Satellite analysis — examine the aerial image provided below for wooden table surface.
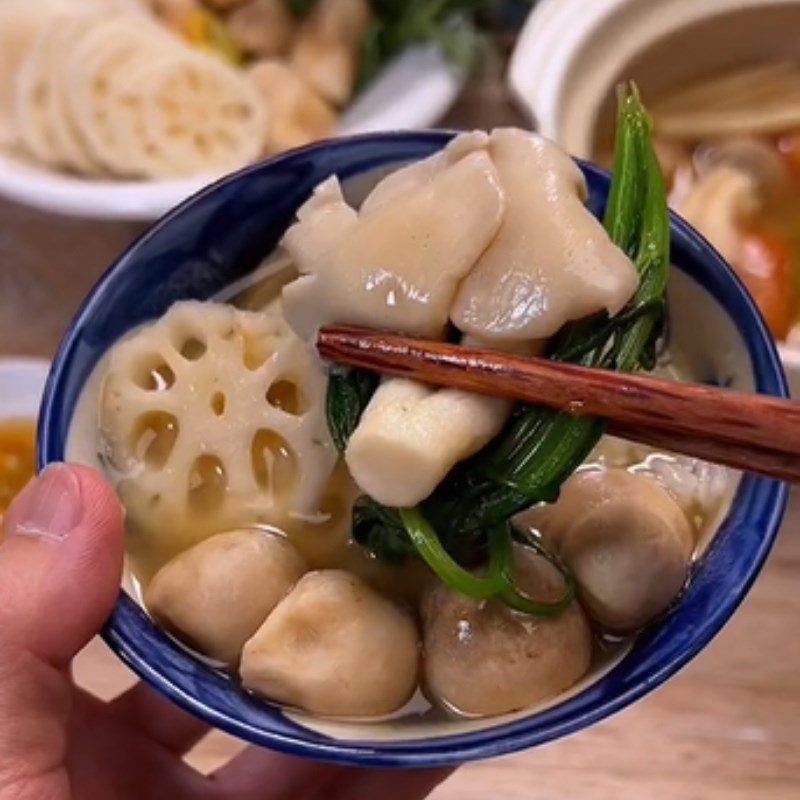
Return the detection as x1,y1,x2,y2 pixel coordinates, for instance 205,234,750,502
2,54,799,799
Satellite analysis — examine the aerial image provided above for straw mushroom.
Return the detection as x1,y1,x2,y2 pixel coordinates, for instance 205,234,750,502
422,545,592,716
527,469,694,632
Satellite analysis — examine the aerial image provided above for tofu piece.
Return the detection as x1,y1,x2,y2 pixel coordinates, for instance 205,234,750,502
345,337,541,507
345,378,511,508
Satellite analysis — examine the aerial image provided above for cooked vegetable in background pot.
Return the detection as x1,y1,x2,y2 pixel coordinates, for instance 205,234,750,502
597,61,800,342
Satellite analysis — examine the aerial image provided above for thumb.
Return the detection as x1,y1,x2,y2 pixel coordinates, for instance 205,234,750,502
0,463,124,668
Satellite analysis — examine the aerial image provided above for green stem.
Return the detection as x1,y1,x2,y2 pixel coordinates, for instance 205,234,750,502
490,525,576,617
399,507,502,599
400,508,575,616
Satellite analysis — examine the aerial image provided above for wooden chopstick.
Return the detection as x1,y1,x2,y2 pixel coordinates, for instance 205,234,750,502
317,325,800,483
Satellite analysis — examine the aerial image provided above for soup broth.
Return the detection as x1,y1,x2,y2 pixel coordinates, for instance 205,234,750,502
67,255,736,723
66,117,739,726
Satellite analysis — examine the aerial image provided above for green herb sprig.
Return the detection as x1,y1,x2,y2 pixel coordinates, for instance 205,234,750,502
356,0,506,89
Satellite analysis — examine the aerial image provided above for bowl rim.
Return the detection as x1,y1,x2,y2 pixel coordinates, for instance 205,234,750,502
38,131,789,767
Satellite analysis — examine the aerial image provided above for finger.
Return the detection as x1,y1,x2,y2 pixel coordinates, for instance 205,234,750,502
109,682,209,755
0,464,124,793
210,746,341,799
320,766,455,800
0,463,124,668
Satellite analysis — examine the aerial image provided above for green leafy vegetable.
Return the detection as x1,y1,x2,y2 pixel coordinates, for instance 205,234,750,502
423,83,669,537
490,524,576,616
399,509,575,616
353,496,415,563
399,507,502,599
325,367,379,454
355,0,499,89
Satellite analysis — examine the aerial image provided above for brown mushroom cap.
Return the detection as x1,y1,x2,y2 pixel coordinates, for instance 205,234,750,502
421,546,592,717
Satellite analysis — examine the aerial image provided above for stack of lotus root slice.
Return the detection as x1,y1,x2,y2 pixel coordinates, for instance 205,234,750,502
0,0,266,178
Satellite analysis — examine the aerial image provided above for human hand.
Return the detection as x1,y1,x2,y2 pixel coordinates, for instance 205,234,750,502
0,464,452,800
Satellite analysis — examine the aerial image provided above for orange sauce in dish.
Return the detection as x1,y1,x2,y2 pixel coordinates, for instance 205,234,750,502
0,418,36,534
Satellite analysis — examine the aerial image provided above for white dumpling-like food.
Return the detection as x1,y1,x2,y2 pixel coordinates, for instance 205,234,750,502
450,128,639,341
422,545,592,716
240,570,419,716
281,144,505,340
282,135,506,504
358,131,489,212
525,468,694,632
99,301,337,563
248,60,336,155
227,0,297,58
289,0,371,106
145,529,306,663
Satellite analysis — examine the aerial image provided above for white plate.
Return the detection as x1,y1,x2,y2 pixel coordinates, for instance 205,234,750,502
509,0,800,394
0,358,50,421
0,44,463,222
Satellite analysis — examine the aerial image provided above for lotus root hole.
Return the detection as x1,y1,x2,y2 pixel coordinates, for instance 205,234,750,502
250,430,297,499
242,332,274,370
130,412,179,469
266,379,305,416
180,336,207,361
132,354,175,391
188,454,227,512
211,391,226,416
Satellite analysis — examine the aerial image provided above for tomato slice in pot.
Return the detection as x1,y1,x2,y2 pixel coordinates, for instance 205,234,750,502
778,133,800,180
738,229,796,340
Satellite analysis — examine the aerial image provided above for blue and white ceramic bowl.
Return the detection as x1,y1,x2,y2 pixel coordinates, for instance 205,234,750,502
38,132,788,767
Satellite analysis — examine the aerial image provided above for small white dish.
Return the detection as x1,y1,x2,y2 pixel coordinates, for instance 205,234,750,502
509,0,800,395
0,358,51,421
0,45,462,222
